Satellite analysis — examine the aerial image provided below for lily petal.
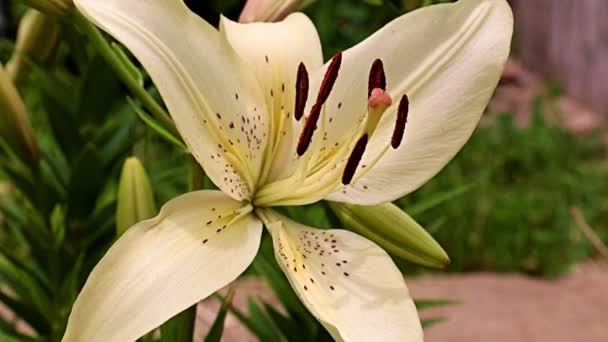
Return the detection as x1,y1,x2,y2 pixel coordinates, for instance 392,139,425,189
324,0,513,204
220,13,323,183
261,210,422,341
74,0,269,200
63,191,262,342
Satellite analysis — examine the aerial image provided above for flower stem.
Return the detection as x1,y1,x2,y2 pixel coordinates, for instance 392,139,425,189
72,12,176,134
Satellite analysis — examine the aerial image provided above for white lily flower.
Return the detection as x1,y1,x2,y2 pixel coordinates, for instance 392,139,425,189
64,0,512,341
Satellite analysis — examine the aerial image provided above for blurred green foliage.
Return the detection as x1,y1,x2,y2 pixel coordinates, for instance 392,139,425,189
398,102,608,277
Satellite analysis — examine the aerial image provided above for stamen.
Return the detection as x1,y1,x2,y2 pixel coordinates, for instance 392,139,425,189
296,103,322,156
342,134,368,184
368,59,386,97
294,62,309,121
294,53,342,156
315,52,342,105
392,94,409,149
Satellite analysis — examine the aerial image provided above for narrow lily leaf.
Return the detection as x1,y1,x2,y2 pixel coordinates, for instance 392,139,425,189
128,98,187,152
225,296,283,342
0,321,35,342
160,307,195,342
67,144,105,219
94,108,135,165
78,54,123,124
203,287,235,342
404,183,474,216
245,298,284,342
0,254,53,328
0,290,49,335
50,204,67,247
262,303,307,342
72,13,175,130
328,201,449,268
415,299,458,310
0,244,48,289
110,42,143,86
421,317,448,329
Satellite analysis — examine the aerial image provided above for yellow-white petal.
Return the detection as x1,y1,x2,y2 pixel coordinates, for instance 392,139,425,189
220,13,323,183
261,210,422,341
74,0,270,200
324,0,513,204
62,191,262,342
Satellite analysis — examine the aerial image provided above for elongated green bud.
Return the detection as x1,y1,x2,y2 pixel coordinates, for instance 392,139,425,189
0,64,39,165
21,0,73,17
116,157,156,237
6,10,60,84
328,201,449,268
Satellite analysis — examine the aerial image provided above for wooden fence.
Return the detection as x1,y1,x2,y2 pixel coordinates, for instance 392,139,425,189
510,0,608,117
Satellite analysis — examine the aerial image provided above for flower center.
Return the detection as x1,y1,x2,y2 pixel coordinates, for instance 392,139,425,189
254,56,409,207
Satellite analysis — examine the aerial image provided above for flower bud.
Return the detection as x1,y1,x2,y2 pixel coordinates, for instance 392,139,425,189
21,0,73,17
116,157,156,237
0,64,39,166
239,0,310,23
6,9,60,84
328,201,449,268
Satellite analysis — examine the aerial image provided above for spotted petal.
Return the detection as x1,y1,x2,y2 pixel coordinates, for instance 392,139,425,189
62,191,262,342
261,210,422,341
74,0,269,200
220,13,323,183
325,0,513,204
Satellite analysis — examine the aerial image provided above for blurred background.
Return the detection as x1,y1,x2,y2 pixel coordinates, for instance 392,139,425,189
0,0,607,341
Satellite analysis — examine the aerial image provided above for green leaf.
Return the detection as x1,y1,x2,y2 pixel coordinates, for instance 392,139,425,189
110,42,143,86
421,317,448,328
77,54,123,124
203,288,235,342
404,183,474,216
262,303,307,342
244,298,283,342
0,255,53,328
415,299,458,310
160,306,195,342
50,204,67,246
67,144,105,219
0,290,50,334
0,318,37,342
93,105,135,165
128,98,187,152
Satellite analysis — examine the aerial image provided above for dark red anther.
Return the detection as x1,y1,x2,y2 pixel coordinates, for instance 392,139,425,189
342,134,368,185
368,59,386,97
316,52,342,105
391,94,409,149
294,62,309,121
297,103,322,156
